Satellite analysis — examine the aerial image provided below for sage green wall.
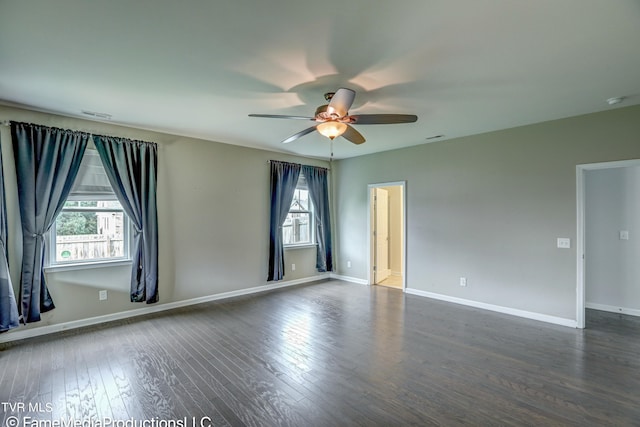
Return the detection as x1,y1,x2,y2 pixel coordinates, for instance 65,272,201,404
0,105,328,329
334,105,640,320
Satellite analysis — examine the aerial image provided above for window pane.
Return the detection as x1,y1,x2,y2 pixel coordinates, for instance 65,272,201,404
56,212,98,236
55,203,125,262
101,200,123,209
290,189,309,211
282,212,311,245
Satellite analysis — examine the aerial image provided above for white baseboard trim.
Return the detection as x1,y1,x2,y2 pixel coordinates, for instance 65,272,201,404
405,288,577,328
0,274,329,344
330,273,369,285
586,302,640,317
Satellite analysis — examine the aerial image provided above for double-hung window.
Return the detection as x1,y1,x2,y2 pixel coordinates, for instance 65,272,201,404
48,148,131,267
283,174,314,247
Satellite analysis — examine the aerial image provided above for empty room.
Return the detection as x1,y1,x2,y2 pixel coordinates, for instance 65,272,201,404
1,1,640,425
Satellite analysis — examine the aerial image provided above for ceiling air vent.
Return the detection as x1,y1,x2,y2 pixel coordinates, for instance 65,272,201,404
81,110,112,120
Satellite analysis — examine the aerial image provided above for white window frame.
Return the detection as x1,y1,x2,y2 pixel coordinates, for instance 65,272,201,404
46,195,132,271
283,184,316,249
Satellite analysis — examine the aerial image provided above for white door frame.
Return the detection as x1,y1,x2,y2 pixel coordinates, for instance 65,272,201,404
367,181,407,290
576,158,640,328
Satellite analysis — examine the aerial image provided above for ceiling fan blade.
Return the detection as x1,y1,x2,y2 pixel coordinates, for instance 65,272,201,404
249,114,315,120
342,124,366,145
328,88,356,117
282,126,318,144
349,114,418,124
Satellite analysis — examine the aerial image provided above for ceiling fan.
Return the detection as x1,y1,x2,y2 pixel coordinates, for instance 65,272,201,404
249,88,418,145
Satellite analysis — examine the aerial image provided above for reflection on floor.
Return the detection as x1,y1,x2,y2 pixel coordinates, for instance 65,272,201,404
377,274,403,289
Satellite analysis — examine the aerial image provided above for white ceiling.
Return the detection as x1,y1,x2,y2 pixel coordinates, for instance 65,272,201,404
1,0,639,159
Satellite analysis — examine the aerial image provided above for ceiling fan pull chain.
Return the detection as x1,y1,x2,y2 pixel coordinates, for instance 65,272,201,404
330,139,334,163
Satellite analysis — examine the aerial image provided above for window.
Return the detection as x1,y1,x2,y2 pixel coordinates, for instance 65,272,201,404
47,149,131,267
283,175,314,246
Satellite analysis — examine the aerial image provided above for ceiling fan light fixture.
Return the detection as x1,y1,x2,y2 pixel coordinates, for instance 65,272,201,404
249,87,417,145
317,121,348,140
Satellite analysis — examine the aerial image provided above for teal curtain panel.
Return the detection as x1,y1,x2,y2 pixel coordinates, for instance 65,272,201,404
302,165,333,273
0,132,19,331
268,161,301,281
93,135,159,303
11,122,89,323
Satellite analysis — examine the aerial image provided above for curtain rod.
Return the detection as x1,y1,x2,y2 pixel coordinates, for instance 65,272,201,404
267,160,298,165
267,159,330,171
0,120,156,146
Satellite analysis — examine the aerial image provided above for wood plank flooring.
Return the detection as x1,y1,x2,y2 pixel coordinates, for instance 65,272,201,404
1,280,640,426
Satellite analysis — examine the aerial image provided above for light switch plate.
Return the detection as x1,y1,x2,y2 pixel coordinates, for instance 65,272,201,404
620,230,629,240
557,238,571,249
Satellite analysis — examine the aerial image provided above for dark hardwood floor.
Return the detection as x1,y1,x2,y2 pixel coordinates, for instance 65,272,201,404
1,280,640,426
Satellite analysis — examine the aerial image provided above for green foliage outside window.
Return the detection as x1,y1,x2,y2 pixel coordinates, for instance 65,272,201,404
56,212,98,236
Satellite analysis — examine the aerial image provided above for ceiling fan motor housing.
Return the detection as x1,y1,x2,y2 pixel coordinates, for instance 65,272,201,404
315,104,342,121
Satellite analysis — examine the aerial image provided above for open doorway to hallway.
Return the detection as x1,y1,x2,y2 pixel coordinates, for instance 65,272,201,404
577,159,640,329
369,182,406,290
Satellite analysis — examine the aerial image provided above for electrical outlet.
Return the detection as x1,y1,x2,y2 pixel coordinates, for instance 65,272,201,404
99,290,108,301
291,263,296,271
557,238,571,249
460,277,467,287
347,260,352,268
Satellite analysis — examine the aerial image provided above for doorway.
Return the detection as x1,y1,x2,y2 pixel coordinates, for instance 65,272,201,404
369,182,406,290
577,159,640,328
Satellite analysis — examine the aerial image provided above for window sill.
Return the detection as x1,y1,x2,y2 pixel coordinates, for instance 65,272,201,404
284,243,317,250
44,259,132,273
